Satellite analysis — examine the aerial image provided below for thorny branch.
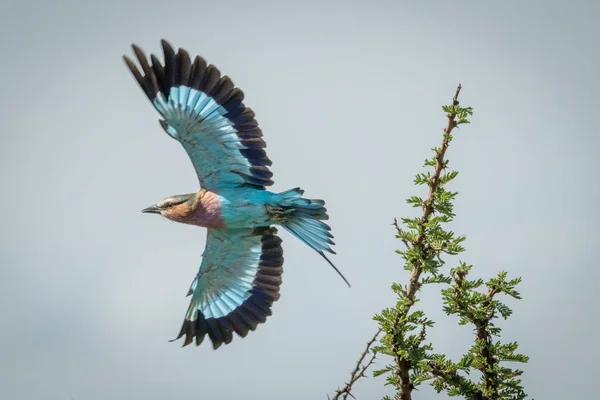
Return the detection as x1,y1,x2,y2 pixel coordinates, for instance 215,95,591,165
451,269,502,399
391,83,463,400
331,329,382,400
331,84,466,400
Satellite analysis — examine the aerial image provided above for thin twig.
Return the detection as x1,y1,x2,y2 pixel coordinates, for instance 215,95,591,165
427,361,485,400
393,218,411,249
427,361,470,389
332,328,383,400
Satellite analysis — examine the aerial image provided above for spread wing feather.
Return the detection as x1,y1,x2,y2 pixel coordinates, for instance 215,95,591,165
173,226,284,349
124,40,274,191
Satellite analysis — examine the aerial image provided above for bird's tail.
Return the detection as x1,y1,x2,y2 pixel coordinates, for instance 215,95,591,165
276,188,350,287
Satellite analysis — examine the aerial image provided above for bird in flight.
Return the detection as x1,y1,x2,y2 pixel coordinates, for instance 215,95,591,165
124,40,349,350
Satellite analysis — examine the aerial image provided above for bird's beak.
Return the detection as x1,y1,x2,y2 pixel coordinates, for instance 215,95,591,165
141,205,161,214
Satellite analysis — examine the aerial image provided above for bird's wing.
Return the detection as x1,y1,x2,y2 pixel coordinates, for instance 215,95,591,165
124,40,273,192
174,226,283,349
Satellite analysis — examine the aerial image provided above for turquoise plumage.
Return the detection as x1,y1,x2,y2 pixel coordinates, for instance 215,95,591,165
124,40,349,349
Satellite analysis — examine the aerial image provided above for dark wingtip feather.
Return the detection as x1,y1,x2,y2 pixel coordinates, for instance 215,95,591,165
123,55,150,96
161,39,176,90
124,48,158,100
131,45,149,71
183,333,194,347
203,65,221,95
217,319,234,345
178,48,192,87
150,54,162,67
160,38,174,52
150,54,167,97
206,319,224,349
122,55,143,83
169,319,188,344
190,55,207,91
227,313,250,338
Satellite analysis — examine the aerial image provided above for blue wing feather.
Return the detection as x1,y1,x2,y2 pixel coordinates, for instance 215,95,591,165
124,40,274,191
172,227,284,349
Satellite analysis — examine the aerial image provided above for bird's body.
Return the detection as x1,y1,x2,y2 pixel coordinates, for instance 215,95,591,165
124,40,348,349
148,187,322,229
155,188,274,229
213,188,278,229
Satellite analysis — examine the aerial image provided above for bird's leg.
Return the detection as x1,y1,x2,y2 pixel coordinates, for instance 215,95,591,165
266,205,293,223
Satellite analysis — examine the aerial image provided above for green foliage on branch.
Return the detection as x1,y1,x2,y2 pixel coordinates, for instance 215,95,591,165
332,85,531,400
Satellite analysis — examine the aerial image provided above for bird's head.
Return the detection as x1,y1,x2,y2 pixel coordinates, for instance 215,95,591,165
141,193,196,221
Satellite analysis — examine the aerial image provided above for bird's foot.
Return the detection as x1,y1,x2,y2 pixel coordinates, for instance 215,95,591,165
266,205,290,223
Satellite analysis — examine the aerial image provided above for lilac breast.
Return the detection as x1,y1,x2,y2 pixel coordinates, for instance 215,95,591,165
188,191,225,229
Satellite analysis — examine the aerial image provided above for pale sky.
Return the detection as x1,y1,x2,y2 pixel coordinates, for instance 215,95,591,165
1,1,598,399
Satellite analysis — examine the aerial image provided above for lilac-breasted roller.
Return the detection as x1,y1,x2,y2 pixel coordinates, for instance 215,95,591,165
124,40,349,350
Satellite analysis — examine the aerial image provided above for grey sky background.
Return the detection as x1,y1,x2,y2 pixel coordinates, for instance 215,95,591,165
1,0,598,399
